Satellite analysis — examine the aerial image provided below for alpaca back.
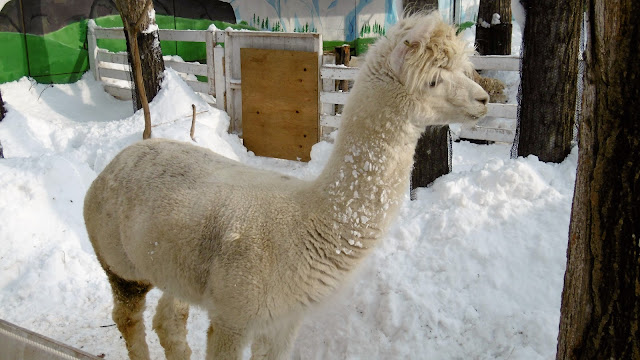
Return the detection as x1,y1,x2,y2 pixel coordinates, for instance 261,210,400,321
85,139,351,320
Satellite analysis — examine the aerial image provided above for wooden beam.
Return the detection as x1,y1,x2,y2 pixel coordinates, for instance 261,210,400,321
98,67,130,81
96,49,128,65
469,55,520,71
320,91,348,105
164,60,208,76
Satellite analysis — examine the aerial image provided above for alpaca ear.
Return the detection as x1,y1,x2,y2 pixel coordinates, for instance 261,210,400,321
389,20,438,77
389,40,414,77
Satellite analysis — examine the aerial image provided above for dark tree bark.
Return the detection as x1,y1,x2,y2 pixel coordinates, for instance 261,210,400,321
0,89,5,121
115,0,165,139
404,0,451,198
1,91,5,158
125,30,165,112
513,1,583,163
475,0,512,55
556,1,640,359
410,125,451,199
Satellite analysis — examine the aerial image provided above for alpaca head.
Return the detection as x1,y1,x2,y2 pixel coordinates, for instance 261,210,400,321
376,12,489,126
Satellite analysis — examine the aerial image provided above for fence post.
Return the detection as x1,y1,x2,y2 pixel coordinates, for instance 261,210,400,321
334,45,350,114
321,54,336,139
205,27,216,99
213,45,226,111
87,20,101,81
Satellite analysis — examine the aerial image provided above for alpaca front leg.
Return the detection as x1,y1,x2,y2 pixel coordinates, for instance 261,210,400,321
152,293,192,360
250,318,302,360
206,322,247,360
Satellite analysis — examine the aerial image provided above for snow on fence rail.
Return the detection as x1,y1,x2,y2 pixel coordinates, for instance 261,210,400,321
320,54,521,143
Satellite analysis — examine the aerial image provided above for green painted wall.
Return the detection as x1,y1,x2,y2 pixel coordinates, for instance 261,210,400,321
0,13,380,84
0,15,254,84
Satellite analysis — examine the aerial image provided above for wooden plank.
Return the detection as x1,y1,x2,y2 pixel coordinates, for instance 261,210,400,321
228,30,321,40
320,114,342,128
320,91,349,105
229,78,242,89
164,60,207,76
320,65,359,80
469,55,520,71
158,29,207,42
205,29,216,96
98,67,130,81
458,125,516,143
97,49,128,65
321,55,336,120
487,103,518,118
186,80,209,93
214,46,226,110
215,30,225,43
0,319,101,360
224,31,236,131
87,24,100,81
93,27,125,40
241,48,318,161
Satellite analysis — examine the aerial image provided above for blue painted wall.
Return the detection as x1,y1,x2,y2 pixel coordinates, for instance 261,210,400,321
230,0,400,42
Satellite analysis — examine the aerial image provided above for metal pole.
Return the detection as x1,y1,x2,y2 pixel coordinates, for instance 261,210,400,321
452,0,460,24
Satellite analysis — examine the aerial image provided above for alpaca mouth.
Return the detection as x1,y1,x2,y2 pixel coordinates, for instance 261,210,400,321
471,107,489,120
468,111,485,120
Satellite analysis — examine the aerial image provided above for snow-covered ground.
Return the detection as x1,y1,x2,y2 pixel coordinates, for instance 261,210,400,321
0,17,577,359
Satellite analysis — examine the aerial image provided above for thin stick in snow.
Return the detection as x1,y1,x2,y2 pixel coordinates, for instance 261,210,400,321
190,104,196,142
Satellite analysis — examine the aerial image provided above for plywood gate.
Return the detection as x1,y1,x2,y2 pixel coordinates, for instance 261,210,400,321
241,48,319,161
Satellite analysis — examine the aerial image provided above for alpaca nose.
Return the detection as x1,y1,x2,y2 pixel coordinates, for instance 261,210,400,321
477,93,489,105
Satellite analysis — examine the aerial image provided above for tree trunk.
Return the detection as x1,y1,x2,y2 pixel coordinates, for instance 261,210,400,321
410,125,451,199
125,30,164,112
115,0,164,140
403,0,451,199
556,1,640,359
475,0,512,55
0,89,5,121
513,1,582,163
1,90,4,157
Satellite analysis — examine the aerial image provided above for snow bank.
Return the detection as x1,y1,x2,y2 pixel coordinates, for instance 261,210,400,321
0,68,576,359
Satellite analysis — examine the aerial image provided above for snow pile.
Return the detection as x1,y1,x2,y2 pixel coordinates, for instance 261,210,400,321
0,65,575,359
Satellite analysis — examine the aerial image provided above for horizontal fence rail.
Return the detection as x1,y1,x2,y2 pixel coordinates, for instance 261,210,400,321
319,55,521,143
89,20,520,143
87,22,226,108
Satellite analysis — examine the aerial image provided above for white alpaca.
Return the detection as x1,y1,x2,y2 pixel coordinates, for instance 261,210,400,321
84,12,488,360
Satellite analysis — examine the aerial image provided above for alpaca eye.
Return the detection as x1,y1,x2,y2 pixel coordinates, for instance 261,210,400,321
429,81,438,87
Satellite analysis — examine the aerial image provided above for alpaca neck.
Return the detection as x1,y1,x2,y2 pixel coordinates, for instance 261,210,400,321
312,82,424,256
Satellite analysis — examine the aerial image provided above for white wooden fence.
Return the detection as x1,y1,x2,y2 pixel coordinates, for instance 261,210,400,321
320,54,520,142
87,22,322,135
88,22,519,143
87,21,226,109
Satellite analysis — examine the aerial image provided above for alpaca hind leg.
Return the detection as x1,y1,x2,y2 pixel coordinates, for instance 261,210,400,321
152,293,192,360
250,318,302,360
205,321,247,360
106,269,152,360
